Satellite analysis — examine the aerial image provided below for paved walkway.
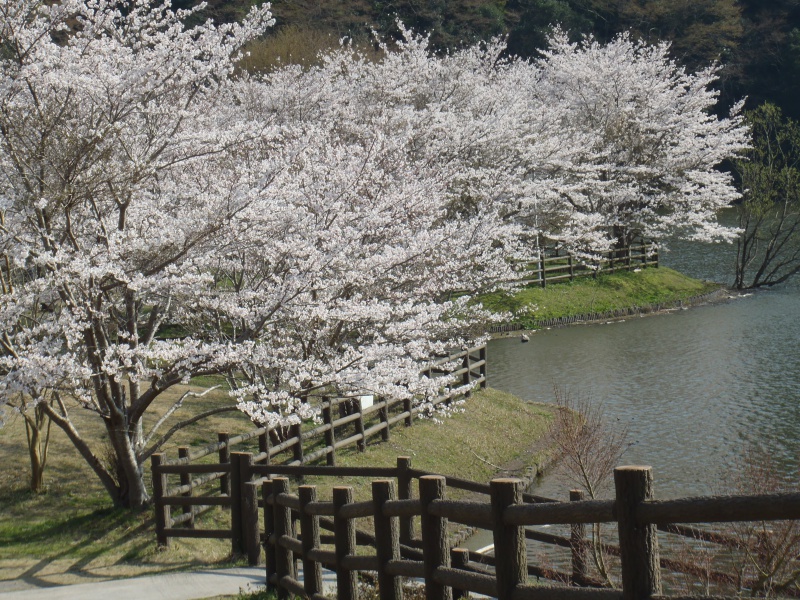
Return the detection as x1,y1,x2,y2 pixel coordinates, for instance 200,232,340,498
0,567,268,600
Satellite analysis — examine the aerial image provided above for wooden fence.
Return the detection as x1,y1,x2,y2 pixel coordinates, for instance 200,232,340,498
150,344,487,548
257,465,800,600
521,240,659,288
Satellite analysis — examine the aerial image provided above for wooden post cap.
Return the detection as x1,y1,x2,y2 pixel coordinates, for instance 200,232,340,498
491,477,524,485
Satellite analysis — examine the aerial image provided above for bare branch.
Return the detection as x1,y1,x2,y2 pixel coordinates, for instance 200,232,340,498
140,404,238,463
141,385,221,450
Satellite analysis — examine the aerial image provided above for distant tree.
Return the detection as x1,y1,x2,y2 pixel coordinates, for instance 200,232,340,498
529,32,749,252
505,0,591,58
370,0,515,49
730,0,800,120
733,103,800,289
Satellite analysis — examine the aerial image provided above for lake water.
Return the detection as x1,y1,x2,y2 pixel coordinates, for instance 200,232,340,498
488,236,800,500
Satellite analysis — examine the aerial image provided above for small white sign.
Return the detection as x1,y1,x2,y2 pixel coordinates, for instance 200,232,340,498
358,394,374,409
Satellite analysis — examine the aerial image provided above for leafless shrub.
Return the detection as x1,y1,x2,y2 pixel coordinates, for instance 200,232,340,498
547,386,630,586
724,447,800,597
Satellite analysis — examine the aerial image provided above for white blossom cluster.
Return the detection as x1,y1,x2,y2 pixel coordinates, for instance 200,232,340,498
0,1,748,452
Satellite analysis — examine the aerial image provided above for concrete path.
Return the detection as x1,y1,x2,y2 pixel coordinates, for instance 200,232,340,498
0,566,268,600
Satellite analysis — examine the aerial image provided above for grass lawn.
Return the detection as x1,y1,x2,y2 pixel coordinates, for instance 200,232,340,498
0,382,258,588
303,388,554,502
478,266,721,328
0,386,552,589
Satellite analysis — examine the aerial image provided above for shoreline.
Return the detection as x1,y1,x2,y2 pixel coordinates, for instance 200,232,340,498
489,285,735,337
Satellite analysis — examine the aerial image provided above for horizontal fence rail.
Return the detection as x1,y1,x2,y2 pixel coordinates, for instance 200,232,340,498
150,345,487,549
259,466,800,600
517,239,659,289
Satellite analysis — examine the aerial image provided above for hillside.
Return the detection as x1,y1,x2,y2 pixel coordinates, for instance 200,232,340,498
180,0,800,119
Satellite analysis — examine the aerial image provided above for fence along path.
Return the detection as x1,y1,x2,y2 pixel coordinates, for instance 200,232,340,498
260,466,800,600
150,344,487,547
521,239,659,289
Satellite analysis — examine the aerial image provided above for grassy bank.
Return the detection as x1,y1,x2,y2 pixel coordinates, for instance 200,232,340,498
479,266,721,328
304,388,554,501
0,387,551,588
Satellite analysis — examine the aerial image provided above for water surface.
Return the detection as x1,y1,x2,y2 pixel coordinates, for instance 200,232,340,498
488,239,800,499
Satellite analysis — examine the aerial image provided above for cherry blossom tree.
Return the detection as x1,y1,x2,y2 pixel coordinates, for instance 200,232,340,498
0,3,749,510
528,32,750,253
0,4,520,508
0,0,274,507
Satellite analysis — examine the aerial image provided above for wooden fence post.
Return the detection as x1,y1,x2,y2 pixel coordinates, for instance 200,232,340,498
273,477,295,600
397,456,415,545
491,478,526,600
231,452,253,554
373,479,402,600
479,346,487,389
322,399,336,467
291,423,304,465
218,432,231,496
403,397,413,426
177,447,194,528
259,428,272,465
462,351,471,395
299,485,323,597
540,255,546,288
451,548,470,600
334,486,358,600
151,453,171,548
568,253,575,281
244,481,261,566
263,479,276,591
380,398,390,442
420,475,452,600
570,489,587,585
614,466,661,600
355,398,366,452
230,452,245,556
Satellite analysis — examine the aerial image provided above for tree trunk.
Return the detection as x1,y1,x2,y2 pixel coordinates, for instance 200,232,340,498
107,413,149,509
43,401,148,509
24,403,51,493
612,225,633,259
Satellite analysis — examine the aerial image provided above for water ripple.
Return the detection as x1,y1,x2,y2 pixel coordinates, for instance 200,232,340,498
489,288,800,499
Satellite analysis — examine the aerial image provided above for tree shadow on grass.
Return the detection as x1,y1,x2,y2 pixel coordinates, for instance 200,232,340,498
3,501,240,589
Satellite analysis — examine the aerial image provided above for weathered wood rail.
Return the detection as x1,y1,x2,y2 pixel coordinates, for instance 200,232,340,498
150,344,487,547
521,240,659,289
260,466,800,600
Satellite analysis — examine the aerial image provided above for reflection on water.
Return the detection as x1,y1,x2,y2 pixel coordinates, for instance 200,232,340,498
488,238,800,500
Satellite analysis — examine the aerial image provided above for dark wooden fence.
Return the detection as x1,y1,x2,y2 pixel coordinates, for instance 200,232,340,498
521,240,659,288
258,465,800,600
150,345,487,547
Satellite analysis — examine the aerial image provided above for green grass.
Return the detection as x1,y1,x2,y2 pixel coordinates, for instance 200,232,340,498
478,267,720,328
0,382,259,585
304,388,554,502
0,386,551,585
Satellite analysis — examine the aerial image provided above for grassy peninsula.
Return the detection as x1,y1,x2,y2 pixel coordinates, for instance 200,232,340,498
479,266,721,329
